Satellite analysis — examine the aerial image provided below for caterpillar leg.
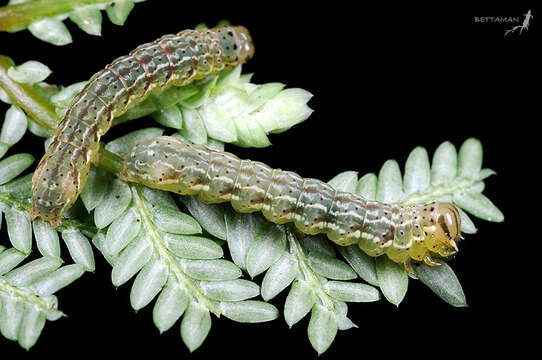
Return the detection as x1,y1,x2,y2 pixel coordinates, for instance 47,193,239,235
423,255,442,267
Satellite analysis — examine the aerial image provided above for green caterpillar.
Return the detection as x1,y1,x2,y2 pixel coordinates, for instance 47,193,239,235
30,26,254,228
121,136,462,265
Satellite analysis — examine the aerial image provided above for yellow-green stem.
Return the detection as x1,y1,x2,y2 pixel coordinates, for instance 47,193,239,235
0,55,59,131
287,228,335,312
132,184,222,316
0,0,112,31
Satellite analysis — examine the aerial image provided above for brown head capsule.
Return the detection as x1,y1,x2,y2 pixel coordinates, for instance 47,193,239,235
416,202,462,258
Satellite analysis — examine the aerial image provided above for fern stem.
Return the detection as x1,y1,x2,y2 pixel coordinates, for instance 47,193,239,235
0,56,59,131
0,0,113,31
131,184,222,316
0,277,56,313
97,146,124,174
402,178,476,205
286,228,335,312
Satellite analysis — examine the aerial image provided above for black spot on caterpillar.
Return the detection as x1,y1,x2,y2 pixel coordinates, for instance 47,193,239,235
30,26,255,228
120,136,462,265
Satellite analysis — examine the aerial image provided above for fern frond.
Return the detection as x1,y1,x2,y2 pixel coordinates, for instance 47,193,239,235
0,204,94,349
88,181,277,352
0,0,144,45
183,198,379,355
1,152,97,348
0,249,87,349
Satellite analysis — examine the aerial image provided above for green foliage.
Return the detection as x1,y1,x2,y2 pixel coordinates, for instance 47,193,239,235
90,181,275,352
0,0,145,45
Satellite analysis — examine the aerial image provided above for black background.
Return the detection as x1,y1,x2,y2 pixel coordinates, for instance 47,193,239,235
0,1,537,358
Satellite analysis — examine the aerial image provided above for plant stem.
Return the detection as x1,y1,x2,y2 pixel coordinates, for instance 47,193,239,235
0,0,113,31
131,184,222,316
402,178,476,205
0,277,57,314
286,228,335,312
97,146,124,174
0,56,59,131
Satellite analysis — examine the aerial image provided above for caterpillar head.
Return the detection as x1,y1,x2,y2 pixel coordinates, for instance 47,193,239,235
214,26,254,66
417,202,462,258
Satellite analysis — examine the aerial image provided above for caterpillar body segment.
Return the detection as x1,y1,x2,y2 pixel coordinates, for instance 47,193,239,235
121,136,462,265
30,26,254,227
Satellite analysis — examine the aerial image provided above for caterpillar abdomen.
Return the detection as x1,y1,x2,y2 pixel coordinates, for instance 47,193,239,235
30,26,254,227
121,136,462,265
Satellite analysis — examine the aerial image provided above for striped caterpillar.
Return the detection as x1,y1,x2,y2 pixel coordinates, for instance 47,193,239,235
30,26,255,228
120,136,462,265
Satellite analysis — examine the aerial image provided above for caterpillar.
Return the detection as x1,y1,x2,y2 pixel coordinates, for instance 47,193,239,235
30,26,254,228
120,136,462,265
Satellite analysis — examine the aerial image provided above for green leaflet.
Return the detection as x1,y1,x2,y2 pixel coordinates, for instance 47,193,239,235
328,171,358,193
61,228,95,272
308,304,338,355
337,245,378,286
1,0,142,45
94,177,132,229
28,18,72,46
0,248,28,275
375,256,408,306
180,195,228,240
180,301,211,352
284,280,315,328
130,257,168,311
224,210,262,270
105,127,164,157
308,250,357,281
149,204,201,235
323,281,380,303
33,218,61,258
5,208,32,254
261,253,298,301
376,160,403,203
105,0,135,26
163,233,223,260
219,300,279,323
105,207,141,256
200,279,260,302
7,61,51,84
1,105,27,157
246,223,287,277
32,264,85,296
414,262,467,307
69,5,102,36
152,277,188,333
0,153,34,185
